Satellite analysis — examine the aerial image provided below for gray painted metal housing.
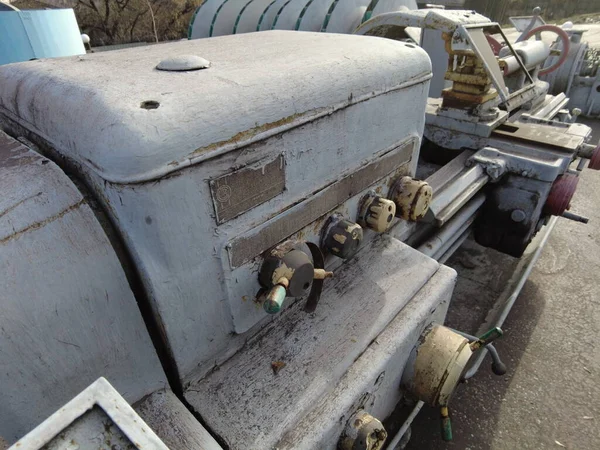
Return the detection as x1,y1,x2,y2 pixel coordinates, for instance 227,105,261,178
0,131,167,442
0,31,433,383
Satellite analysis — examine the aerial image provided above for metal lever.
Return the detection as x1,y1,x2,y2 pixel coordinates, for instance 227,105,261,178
263,269,333,314
450,327,507,378
440,406,452,442
438,327,504,442
263,277,290,314
562,211,589,224
470,327,503,350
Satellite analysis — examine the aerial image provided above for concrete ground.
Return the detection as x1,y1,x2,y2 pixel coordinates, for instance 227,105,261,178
407,119,600,450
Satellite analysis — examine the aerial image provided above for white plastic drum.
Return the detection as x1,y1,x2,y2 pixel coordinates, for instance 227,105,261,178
234,0,274,33
189,0,228,39
368,0,417,20
296,0,335,32
258,0,288,30
272,0,308,30
324,0,371,34
211,0,253,36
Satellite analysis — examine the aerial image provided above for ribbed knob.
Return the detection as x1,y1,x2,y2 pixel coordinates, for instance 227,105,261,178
360,195,396,233
322,216,363,259
390,176,433,221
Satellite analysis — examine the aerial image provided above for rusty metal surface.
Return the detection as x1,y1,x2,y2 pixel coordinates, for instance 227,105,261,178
339,411,388,450
210,154,285,224
228,139,415,268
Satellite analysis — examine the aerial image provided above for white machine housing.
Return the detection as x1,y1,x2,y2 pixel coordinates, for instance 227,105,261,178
0,31,462,448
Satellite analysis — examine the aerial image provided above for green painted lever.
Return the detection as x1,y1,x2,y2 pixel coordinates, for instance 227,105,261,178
471,327,503,351
263,277,289,314
440,406,452,442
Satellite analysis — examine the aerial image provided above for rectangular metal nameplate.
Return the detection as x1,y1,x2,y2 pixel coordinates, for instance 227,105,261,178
210,154,285,224
228,140,415,268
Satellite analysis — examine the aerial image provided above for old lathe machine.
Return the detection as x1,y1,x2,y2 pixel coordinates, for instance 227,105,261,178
1,5,597,450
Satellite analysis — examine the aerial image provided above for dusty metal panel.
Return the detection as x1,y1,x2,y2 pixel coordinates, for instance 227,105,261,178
228,139,415,268
0,131,167,442
86,80,429,381
210,154,285,224
134,389,223,450
0,31,431,183
184,236,445,449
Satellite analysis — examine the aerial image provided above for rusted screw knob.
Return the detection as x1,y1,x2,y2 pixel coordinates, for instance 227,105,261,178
389,176,433,222
322,216,363,259
359,194,396,232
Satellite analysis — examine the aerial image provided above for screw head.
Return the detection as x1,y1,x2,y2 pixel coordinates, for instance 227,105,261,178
510,209,527,223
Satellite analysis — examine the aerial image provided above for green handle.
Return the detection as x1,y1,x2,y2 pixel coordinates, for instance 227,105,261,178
440,406,452,441
263,285,287,314
471,327,503,350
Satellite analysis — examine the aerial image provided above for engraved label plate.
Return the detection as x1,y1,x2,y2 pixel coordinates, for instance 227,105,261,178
210,154,285,224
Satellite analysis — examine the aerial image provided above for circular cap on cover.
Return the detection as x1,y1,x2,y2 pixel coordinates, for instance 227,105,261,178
156,55,210,71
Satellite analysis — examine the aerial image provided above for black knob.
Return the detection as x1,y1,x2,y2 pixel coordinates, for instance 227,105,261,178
322,216,363,259
259,248,314,297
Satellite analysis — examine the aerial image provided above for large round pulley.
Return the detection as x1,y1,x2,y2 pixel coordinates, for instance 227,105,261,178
589,144,600,171
543,174,579,216
522,24,571,76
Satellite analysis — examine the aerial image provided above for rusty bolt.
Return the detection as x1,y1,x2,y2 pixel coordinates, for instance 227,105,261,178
338,410,388,450
389,176,433,222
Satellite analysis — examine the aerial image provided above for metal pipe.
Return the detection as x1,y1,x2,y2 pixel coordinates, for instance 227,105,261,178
418,195,485,257
431,220,473,261
448,329,506,379
465,216,558,377
437,228,472,265
428,165,488,227
386,400,424,450
562,211,589,223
